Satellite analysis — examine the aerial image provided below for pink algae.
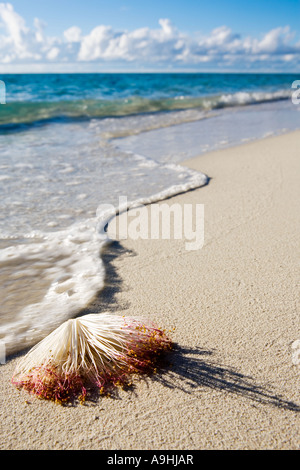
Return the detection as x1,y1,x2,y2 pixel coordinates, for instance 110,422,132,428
12,322,173,405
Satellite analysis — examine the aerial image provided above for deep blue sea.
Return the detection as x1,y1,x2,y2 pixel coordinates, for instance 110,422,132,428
0,73,299,354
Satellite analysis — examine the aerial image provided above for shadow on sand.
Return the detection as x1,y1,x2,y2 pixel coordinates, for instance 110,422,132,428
78,241,299,412
77,240,137,317
152,345,300,412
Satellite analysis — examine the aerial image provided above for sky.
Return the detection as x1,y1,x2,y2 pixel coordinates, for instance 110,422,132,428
0,0,299,72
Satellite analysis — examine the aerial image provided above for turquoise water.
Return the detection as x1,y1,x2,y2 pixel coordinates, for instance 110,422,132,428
1,73,297,127
0,73,299,355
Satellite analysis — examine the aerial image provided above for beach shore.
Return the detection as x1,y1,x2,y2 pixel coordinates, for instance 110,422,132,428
1,130,299,450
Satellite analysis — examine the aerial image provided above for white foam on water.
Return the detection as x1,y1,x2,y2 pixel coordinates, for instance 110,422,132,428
217,89,291,107
0,218,107,354
0,131,208,354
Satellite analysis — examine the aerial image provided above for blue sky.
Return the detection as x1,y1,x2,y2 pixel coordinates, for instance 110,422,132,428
0,1,299,72
8,0,300,37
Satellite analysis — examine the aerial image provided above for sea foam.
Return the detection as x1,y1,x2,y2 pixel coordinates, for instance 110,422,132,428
0,120,208,354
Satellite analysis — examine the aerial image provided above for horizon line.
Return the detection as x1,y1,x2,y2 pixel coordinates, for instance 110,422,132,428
0,70,299,75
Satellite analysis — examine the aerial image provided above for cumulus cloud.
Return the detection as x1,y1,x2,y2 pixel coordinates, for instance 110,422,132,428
64,26,82,43
0,3,299,70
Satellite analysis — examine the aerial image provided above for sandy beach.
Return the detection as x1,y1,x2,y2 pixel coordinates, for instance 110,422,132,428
1,130,299,450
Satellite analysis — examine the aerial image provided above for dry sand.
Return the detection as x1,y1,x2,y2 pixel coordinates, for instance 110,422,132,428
1,131,299,450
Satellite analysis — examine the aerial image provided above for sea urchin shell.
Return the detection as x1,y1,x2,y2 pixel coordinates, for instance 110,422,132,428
11,313,173,404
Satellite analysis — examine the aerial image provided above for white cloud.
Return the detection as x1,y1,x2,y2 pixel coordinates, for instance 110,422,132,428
0,2,27,45
47,46,60,60
34,17,47,43
256,26,293,54
64,26,81,43
0,3,299,70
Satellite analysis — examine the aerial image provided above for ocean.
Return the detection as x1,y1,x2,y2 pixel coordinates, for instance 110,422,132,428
0,73,299,355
